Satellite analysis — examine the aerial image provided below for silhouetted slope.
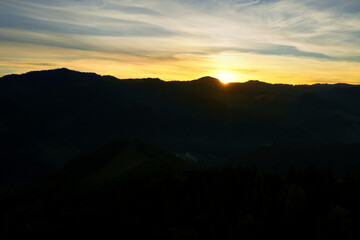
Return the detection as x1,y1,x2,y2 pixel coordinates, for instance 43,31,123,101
49,138,188,186
192,76,222,84
1,68,360,185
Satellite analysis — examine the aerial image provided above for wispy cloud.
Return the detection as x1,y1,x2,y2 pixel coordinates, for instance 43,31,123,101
1,0,359,83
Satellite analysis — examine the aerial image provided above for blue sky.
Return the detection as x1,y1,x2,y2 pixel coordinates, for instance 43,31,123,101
0,0,359,83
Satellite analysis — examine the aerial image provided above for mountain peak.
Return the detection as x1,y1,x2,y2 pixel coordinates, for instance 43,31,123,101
193,76,221,84
243,80,270,85
55,67,71,71
30,68,74,74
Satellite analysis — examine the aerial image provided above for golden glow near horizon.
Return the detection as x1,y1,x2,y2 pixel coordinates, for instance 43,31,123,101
0,0,360,84
214,71,238,84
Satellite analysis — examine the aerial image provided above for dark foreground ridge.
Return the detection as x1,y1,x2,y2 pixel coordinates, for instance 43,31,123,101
1,138,359,240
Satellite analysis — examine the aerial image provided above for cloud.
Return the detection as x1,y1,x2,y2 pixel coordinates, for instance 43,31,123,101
257,45,332,60
100,3,161,15
0,0,360,83
0,5,172,37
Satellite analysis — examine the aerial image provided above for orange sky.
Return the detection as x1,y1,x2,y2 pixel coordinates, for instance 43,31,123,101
1,0,360,84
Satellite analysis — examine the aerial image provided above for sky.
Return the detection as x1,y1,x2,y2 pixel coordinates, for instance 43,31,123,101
0,0,360,84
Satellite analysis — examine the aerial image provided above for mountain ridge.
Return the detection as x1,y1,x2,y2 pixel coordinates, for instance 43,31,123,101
2,68,359,87
2,68,360,186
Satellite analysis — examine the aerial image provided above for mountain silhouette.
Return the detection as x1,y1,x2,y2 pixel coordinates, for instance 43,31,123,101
1,68,360,186
192,76,222,84
48,138,188,186
2,136,359,240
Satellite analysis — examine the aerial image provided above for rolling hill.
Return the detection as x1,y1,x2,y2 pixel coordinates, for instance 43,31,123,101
1,68,360,185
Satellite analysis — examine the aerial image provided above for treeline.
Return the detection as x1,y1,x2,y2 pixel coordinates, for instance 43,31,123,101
1,164,359,240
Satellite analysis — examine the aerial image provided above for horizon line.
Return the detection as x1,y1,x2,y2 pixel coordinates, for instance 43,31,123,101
1,67,358,87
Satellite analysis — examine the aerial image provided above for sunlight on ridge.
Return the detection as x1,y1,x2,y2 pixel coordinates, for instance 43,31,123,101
214,71,239,84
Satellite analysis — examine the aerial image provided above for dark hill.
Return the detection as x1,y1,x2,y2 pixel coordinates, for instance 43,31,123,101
52,138,188,186
192,76,221,84
2,140,360,240
1,68,360,186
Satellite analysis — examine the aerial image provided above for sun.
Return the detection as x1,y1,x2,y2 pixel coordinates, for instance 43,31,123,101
214,71,238,84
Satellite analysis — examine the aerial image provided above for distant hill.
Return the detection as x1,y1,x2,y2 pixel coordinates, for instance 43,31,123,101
1,68,360,186
47,138,188,187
